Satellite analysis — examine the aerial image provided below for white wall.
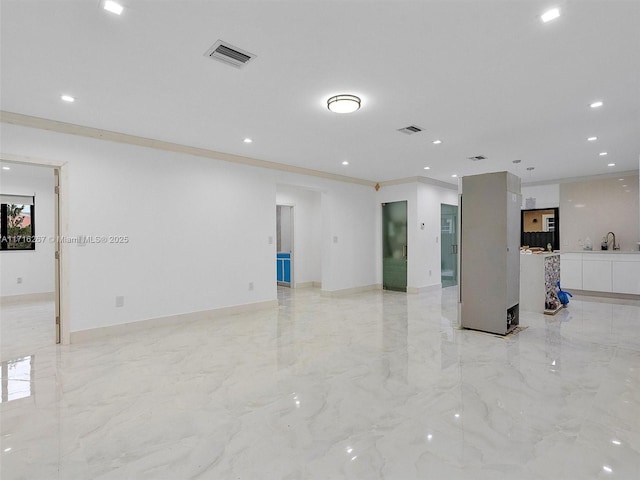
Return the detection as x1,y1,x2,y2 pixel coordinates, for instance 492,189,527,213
1,124,378,336
0,164,55,296
560,175,639,251
521,184,560,209
375,180,458,291
416,181,458,289
321,182,377,292
276,185,322,286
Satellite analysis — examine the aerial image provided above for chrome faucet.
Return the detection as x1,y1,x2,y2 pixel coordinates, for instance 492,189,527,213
605,232,618,250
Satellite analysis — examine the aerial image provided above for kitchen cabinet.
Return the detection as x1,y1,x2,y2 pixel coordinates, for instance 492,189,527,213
582,254,612,292
612,256,640,294
560,252,640,295
560,253,582,290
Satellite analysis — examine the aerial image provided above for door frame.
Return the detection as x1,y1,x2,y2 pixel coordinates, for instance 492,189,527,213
440,203,458,288
0,154,69,344
276,203,294,287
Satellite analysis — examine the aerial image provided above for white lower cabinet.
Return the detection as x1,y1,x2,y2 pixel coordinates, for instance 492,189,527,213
612,258,640,294
582,259,612,292
561,253,640,295
560,255,582,290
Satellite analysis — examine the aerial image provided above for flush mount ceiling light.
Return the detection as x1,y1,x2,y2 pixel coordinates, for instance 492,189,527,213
327,95,361,114
590,101,603,108
103,1,124,15
541,8,560,23
60,95,75,102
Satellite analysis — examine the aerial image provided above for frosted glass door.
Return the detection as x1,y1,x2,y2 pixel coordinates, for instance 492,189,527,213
441,204,458,288
382,201,407,291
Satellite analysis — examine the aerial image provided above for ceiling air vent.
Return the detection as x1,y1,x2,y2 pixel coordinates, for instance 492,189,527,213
204,40,256,68
397,125,423,135
468,155,487,161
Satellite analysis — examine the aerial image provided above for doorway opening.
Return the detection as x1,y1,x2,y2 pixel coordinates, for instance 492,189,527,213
276,205,293,287
0,161,62,354
440,204,458,288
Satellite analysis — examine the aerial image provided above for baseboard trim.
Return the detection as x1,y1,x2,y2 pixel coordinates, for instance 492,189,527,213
321,284,382,297
294,281,321,289
407,284,443,294
569,289,640,301
1,291,55,305
70,299,279,343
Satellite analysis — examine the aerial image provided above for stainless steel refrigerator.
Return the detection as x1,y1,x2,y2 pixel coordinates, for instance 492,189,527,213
459,171,521,335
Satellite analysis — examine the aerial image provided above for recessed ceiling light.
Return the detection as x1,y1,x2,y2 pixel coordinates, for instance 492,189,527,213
103,1,124,15
432,140,442,145
587,136,597,141
590,101,603,108
423,166,431,170
599,152,608,156
342,161,349,165
2,166,10,171
607,163,616,167
451,174,458,178
327,95,361,114
541,8,560,23
603,465,613,473
243,138,252,143
61,95,75,102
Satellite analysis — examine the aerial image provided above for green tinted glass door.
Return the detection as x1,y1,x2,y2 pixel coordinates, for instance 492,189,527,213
382,201,408,291
441,204,458,288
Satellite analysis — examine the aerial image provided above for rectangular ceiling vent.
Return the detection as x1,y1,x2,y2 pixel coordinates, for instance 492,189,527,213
468,155,487,161
397,125,423,135
204,40,256,68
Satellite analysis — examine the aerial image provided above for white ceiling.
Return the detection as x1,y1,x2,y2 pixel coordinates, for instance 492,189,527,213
1,0,639,185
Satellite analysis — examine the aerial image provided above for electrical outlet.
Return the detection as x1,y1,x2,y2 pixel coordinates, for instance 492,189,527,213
115,296,124,308
268,236,273,245
249,282,254,291
17,277,23,284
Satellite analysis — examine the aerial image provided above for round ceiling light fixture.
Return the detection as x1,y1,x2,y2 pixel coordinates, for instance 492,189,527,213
327,94,361,114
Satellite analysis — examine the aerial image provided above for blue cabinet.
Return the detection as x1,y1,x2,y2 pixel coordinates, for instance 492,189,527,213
276,253,291,283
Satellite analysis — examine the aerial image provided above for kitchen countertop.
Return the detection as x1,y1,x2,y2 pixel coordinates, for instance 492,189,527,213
561,250,640,254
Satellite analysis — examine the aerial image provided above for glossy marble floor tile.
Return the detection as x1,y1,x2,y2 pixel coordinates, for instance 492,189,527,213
1,288,639,479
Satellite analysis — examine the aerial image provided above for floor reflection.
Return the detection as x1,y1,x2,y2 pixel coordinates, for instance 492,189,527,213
1,355,34,403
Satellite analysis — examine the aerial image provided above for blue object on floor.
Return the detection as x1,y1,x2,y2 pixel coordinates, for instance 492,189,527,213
557,281,573,306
